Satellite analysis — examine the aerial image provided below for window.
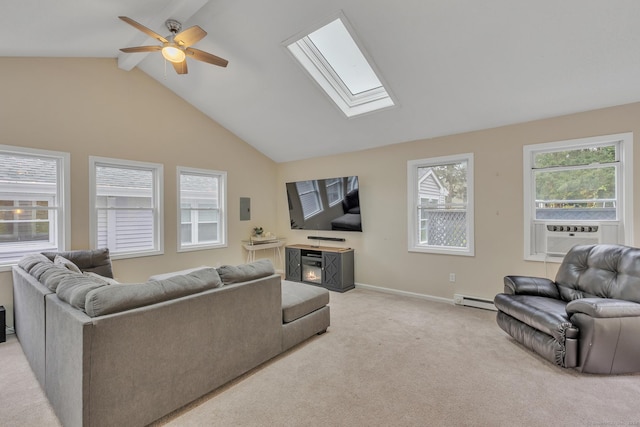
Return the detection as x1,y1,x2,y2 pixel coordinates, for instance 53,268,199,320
408,154,474,256
285,13,394,117
90,157,163,259
524,133,633,260
296,180,323,219
178,167,226,251
0,145,70,268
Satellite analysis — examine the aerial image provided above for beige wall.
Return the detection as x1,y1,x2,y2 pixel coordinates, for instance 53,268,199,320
277,102,640,301
2,57,639,328
0,58,278,326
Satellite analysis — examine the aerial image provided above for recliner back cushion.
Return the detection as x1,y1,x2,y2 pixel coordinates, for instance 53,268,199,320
555,244,640,303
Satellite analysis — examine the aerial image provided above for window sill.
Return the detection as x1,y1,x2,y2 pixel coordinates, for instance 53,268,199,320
177,243,228,253
0,263,17,273
525,254,565,263
109,249,164,261
409,246,474,257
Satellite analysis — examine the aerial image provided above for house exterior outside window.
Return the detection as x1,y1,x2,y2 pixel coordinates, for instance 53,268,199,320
408,153,474,256
0,145,70,269
89,157,164,259
523,133,633,260
178,167,227,252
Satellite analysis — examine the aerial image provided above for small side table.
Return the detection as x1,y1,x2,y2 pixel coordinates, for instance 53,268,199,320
242,238,286,267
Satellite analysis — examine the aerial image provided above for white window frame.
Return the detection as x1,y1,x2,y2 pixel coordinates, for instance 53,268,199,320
89,156,164,260
0,145,70,270
284,12,395,118
407,153,475,256
177,166,227,252
523,132,633,261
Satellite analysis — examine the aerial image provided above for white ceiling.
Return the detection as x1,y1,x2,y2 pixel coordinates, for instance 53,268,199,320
4,0,640,162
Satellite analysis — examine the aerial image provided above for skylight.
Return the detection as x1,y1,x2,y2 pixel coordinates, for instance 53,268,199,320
286,16,394,118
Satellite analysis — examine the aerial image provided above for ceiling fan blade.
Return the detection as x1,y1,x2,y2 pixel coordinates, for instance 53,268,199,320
120,46,163,54
119,16,168,44
174,25,207,48
172,60,188,75
185,47,229,68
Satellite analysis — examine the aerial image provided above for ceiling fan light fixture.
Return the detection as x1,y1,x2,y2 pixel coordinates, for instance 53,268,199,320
118,16,228,74
162,45,185,63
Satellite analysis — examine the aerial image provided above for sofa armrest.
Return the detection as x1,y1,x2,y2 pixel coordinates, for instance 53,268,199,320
503,275,560,298
566,298,640,318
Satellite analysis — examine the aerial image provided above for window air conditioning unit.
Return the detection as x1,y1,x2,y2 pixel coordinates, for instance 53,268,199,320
544,224,602,257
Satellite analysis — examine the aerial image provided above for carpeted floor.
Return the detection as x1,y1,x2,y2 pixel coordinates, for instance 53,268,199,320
2,288,639,426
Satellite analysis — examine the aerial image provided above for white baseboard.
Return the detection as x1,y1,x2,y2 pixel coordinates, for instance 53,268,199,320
354,282,454,305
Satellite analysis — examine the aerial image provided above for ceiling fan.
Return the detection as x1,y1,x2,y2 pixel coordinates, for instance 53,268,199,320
118,16,228,75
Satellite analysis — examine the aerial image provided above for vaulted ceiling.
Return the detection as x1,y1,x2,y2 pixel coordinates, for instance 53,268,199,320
4,0,640,162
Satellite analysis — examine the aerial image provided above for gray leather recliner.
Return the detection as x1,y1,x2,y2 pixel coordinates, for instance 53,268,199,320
494,244,640,374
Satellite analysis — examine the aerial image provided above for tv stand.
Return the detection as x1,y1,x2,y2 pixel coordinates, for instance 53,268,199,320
285,244,354,292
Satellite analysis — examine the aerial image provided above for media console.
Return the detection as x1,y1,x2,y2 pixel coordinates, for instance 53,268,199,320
285,244,354,292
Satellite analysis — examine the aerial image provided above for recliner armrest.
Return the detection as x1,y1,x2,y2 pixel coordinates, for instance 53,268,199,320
503,275,560,298
566,298,640,318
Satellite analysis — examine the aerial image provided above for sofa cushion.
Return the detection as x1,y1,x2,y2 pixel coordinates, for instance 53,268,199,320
20,255,56,282
281,280,329,323
18,253,52,272
148,266,212,281
40,265,77,291
43,248,113,279
217,259,275,285
54,255,82,273
84,267,223,317
83,271,120,286
57,274,108,311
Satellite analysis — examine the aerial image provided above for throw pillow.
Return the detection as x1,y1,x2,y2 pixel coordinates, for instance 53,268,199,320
217,259,275,285
54,255,82,273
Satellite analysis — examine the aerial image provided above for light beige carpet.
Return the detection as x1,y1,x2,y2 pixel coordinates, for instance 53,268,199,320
2,288,639,426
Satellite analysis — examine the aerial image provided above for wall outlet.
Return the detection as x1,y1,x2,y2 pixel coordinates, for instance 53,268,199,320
449,273,456,282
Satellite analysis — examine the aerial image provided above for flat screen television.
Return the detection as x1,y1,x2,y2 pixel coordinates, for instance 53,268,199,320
286,176,362,232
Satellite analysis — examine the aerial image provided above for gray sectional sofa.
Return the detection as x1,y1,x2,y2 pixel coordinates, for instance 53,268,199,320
12,249,330,427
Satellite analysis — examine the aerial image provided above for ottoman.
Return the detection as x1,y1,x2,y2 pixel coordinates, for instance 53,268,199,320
281,280,330,351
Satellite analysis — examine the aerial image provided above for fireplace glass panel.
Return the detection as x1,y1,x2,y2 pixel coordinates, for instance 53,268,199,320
302,255,322,284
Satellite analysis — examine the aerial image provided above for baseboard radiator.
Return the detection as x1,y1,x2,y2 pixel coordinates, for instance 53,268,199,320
453,294,496,311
